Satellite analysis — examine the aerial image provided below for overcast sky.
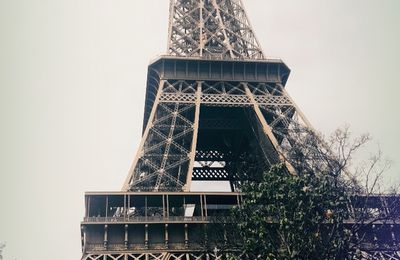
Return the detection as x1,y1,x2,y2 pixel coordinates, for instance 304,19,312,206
0,0,399,259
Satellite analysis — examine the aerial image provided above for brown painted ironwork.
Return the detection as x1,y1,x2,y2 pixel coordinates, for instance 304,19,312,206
81,1,400,259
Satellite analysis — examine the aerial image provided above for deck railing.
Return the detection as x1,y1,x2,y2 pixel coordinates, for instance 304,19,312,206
83,215,234,223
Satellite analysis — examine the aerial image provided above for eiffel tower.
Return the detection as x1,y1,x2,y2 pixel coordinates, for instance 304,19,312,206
81,1,400,259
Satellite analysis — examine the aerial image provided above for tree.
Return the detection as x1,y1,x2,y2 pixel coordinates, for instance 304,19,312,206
234,164,351,259
230,127,399,259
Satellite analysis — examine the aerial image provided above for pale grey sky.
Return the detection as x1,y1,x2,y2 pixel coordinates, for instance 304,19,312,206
0,1,399,259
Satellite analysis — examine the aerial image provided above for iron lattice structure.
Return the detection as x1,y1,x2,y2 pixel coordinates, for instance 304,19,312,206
167,0,264,59
122,0,310,193
81,1,400,259
121,67,310,192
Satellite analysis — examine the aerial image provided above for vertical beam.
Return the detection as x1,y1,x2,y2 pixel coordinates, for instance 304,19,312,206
103,225,108,249
122,80,165,191
390,225,396,244
128,195,131,220
244,83,296,175
162,194,166,219
204,194,208,218
237,0,265,57
145,196,148,220
200,194,204,220
372,225,378,245
199,0,204,57
167,0,176,53
204,224,208,248
166,194,170,218
124,224,129,250
81,226,86,253
184,81,202,191
86,196,90,218
144,224,149,249
165,224,169,249
184,224,189,249
211,0,234,58
105,196,109,219
124,194,127,221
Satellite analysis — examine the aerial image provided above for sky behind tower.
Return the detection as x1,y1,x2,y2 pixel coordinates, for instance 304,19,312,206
0,1,399,259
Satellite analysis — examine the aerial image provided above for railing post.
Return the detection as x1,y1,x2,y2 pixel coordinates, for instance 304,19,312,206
166,194,170,219
103,225,108,250
86,195,90,218
145,196,148,221
124,224,129,250
200,194,204,221
124,194,127,221
144,224,149,249
204,195,208,219
105,196,109,220
184,224,189,249
165,224,169,249
163,194,166,220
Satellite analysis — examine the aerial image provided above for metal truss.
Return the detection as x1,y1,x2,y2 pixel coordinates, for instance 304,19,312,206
82,252,241,260
123,79,316,191
83,0,400,259
124,80,201,192
83,250,400,260
168,0,264,59
160,82,292,107
245,82,326,172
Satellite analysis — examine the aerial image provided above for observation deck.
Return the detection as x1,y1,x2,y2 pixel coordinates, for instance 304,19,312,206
81,192,400,256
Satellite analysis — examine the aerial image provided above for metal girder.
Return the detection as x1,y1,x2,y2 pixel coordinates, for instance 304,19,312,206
244,83,297,175
123,81,202,192
124,78,318,191
124,72,332,191
83,0,400,259
82,252,240,260
83,250,400,260
184,82,202,191
168,0,264,59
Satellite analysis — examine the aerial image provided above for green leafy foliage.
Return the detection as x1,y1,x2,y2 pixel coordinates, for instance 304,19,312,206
233,164,352,259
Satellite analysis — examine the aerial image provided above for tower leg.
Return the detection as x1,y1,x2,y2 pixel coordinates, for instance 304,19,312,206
185,81,202,192
122,80,165,191
244,83,296,174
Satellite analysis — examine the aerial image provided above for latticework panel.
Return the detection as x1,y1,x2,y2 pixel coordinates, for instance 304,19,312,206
246,82,334,173
124,79,314,191
83,0,400,258
168,0,264,59
192,167,229,180
83,252,242,260
82,250,400,260
160,81,292,107
126,80,200,192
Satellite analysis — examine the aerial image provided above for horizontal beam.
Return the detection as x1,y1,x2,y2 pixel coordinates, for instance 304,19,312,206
159,93,292,106
82,216,234,225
